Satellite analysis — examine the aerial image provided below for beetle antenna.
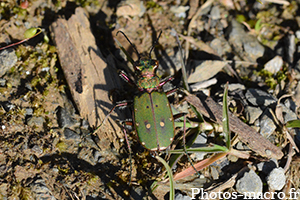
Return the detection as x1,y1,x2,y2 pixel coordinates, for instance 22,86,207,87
116,31,141,60
149,30,162,59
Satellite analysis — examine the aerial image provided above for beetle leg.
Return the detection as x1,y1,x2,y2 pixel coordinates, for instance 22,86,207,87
165,88,178,97
93,102,131,135
158,76,174,87
118,70,136,87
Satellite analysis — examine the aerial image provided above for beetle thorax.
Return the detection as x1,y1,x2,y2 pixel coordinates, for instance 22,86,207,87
136,58,161,92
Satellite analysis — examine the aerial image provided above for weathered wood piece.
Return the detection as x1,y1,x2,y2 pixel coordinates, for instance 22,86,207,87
50,7,123,150
186,93,283,159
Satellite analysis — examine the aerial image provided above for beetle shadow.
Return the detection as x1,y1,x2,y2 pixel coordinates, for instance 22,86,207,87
39,151,146,199
147,15,179,75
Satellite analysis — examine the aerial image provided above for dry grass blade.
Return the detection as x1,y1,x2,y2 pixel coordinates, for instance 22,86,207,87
173,152,228,181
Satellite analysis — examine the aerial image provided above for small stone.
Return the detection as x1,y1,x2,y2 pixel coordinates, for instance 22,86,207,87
210,167,219,180
32,145,43,155
190,133,208,161
227,20,265,62
56,106,77,128
170,6,190,18
0,183,9,198
0,49,18,77
245,88,277,107
25,108,33,116
93,150,103,163
131,186,145,199
279,103,298,123
236,170,263,197
284,98,296,112
295,30,300,39
256,159,278,174
0,78,6,86
293,59,300,79
245,106,263,124
63,128,80,141
266,167,286,190
27,116,45,127
264,56,283,74
259,108,277,138
31,178,56,200
210,6,221,20
174,192,191,200
227,83,246,91
116,0,146,17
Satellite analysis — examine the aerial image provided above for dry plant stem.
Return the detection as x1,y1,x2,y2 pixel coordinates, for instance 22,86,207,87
173,152,228,181
0,28,42,50
264,0,290,5
284,143,294,172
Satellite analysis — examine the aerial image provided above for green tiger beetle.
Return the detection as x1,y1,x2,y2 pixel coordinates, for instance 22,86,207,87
100,31,177,152
97,31,200,186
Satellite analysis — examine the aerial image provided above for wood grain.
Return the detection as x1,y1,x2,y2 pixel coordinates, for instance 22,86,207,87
50,8,123,150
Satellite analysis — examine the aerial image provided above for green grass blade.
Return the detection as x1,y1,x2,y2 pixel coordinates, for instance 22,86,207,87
190,104,204,122
223,83,231,149
155,156,174,200
169,144,229,154
286,120,300,128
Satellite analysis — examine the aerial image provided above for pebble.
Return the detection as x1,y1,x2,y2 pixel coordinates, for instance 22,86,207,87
245,88,277,107
259,108,277,138
131,186,145,199
63,128,80,141
175,192,191,200
210,5,221,20
27,116,45,127
293,58,300,79
245,106,263,124
170,6,190,18
256,158,278,174
93,149,103,163
235,141,251,151
266,167,286,190
25,107,33,117
56,106,77,129
227,83,246,91
284,98,297,112
236,170,263,197
30,177,56,200
210,166,219,180
158,47,183,77
190,133,208,161
0,183,8,199
279,103,298,123
227,20,266,62
0,78,6,87
0,49,17,77
116,0,146,17
295,30,300,39
264,55,283,74
187,60,227,83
